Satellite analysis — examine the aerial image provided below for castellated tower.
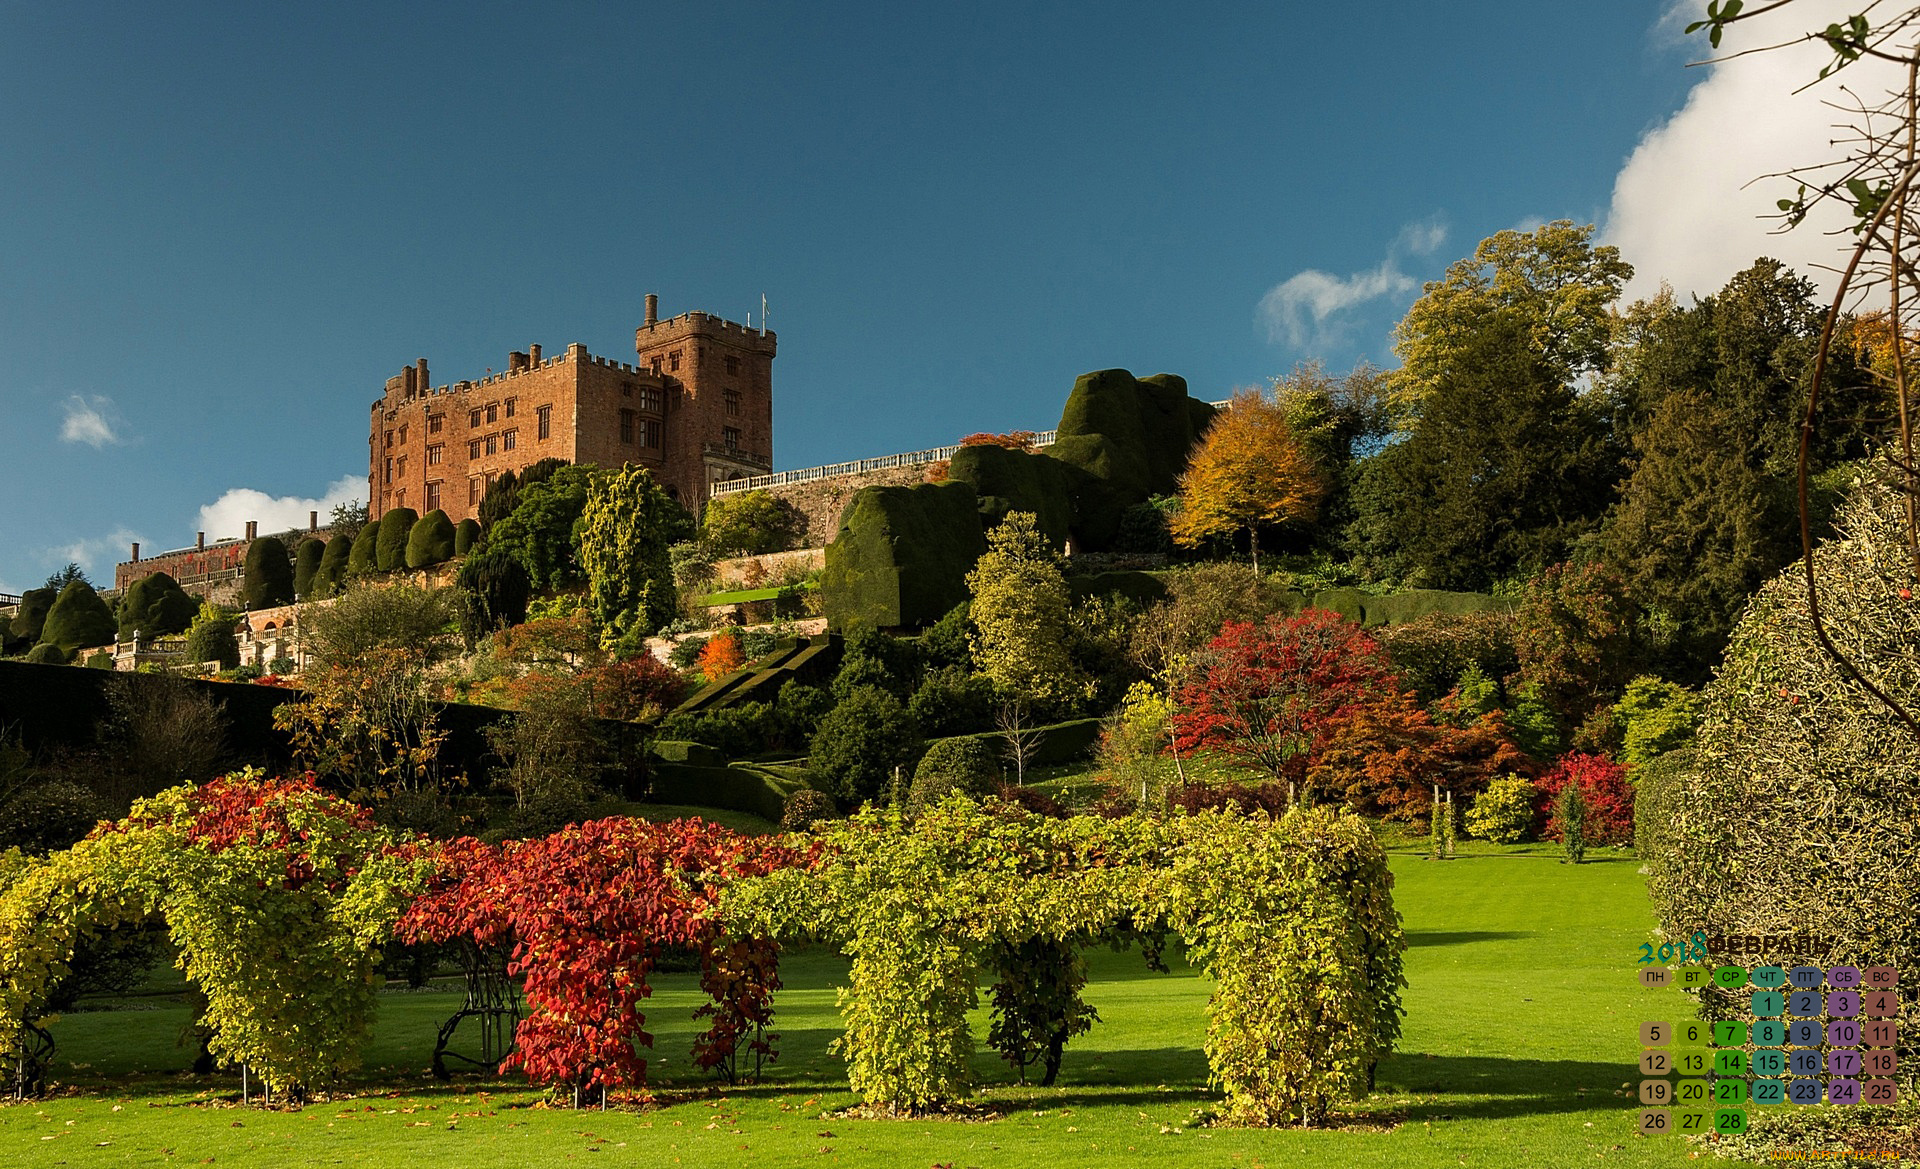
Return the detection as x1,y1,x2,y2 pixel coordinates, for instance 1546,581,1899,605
367,296,775,524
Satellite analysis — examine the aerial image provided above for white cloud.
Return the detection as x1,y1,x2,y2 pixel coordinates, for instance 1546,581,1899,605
1605,1,1905,305
37,527,146,586
195,474,365,542
1258,218,1448,348
60,395,124,447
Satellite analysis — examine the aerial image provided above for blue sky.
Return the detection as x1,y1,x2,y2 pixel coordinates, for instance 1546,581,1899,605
0,1,1863,594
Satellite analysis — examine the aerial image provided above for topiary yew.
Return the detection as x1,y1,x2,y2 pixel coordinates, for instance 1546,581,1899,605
40,580,116,651
453,518,481,556
117,572,197,639
405,509,456,569
315,532,353,597
292,538,327,599
374,508,418,573
348,522,379,576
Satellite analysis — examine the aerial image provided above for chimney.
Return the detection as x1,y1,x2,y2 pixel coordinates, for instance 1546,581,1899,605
416,358,429,392
196,532,206,551
529,343,542,365
644,293,658,326
131,542,140,563
245,520,258,541
508,351,528,373
309,510,319,532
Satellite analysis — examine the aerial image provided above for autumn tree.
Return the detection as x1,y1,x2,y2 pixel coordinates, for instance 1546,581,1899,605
966,512,1086,714
1169,388,1326,573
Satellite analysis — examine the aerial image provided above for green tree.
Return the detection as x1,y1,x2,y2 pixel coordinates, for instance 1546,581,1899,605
1348,316,1618,589
7,587,57,651
965,513,1086,713
701,489,804,556
1391,220,1632,422
315,532,354,597
41,580,117,651
1612,675,1704,768
488,466,596,590
576,463,681,641
373,508,418,574
347,522,379,575
453,518,480,556
292,538,327,599
457,543,533,639
242,537,295,609
183,602,240,669
118,572,197,639
301,581,462,670
43,563,90,591
327,499,369,544
1510,562,1637,744
405,509,456,569
478,457,569,530
809,685,921,803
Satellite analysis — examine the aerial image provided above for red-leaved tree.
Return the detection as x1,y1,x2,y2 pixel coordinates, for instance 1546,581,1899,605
397,818,811,1096
1534,753,1633,845
1172,609,1401,786
1307,689,1537,822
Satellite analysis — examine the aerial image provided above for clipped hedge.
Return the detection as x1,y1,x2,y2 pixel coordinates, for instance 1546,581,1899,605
1046,369,1216,548
945,443,1079,550
406,509,457,569
647,761,802,823
315,532,353,597
242,538,294,609
348,522,380,575
453,518,481,556
41,581,116,651
117,572,197,638
933,716,1103,767
375,507,418,573
821,481,987,629
292,538,327,599
7,587,56,651
647,739,727,767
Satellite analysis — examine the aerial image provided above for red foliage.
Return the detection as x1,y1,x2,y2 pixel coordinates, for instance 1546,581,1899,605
960,430,1039,451
1166,781,1293,817
398,817,813,1094
1534,753,1634,845
991,782,1069,819
580,655,691,722
117,772,377,892
1309,690,1537,822
697,632,745,684
1172,609,1401,784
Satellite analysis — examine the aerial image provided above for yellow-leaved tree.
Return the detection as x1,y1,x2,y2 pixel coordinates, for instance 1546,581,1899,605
1168,389,1326,573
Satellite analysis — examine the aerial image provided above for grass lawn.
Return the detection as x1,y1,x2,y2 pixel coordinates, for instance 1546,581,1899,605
4,844,1708,1168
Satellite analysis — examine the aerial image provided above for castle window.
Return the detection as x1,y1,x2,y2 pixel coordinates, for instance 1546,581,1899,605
469,409,481,428
723,426,741,451
638,386,662,413
468,439,481,458
384,457,392,484
502,429,516,452
621,383,632,398
650,356,662,374
399,424,408,445
620,409,635,444
427,444,444,466
396,488,405,506
724,389,741,417
385,430,393,449
669,350,681,372
469,477,481,505
427,413,443,434
485,435,497,456
397,456,408,477
486,404,498,424
537,405,551,439
505,398,516,418
642,419,662,448
725,355,740,376
426,481,442,511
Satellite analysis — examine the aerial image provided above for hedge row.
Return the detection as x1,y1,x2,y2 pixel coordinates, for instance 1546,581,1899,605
646,760,807,823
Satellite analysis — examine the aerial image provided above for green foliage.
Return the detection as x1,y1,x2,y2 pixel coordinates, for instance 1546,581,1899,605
779,788,837,832
183,602,240,670
0,780,104,854
821,481,987,630
117,572,197,639
646,762,800,823
6,588,55,652
831,627,926,702
1511,562,1636,736
453,518,480,556
1374,608,1518,703
576,463,680,641
487,466,595,590
1612,675,1703,767
1097,681,1178,813
773,681,836,750
373,508,417,574
657,702,774,759
1046,369,1216,547
920,601,973,670
808,685,921,803
1554,781,1587,864
456,543,532,639
24,643,68,665
44,563,91,592
1502,685,1563,760
945,443,1080,549
966,513,1087,714
404,509,456,569
301,581,461,670
1127,561,1286,684
701,489,804,556
327,499,369,544
986,936,1096,1086
347,522,379,576
906,665,999,738
905,737,1001,816
241,537,296,609
292,538,327,599
477,457,569,531
1464,777,1536,843
41,580,116,651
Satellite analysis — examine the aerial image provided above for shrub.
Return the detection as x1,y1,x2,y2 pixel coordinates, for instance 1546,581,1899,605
42,580,116,651
668,634,708,671
117,572,197,638
577,464,682,639
820,480,987,629
453,518,481,556
698,630,746,683
1535,753,1632,846
779,787,837,831
241,537,295,609
809,685,921,803
906,738,1002,816
1555,780,1588,863
906,666,999,738
7,587,57,651
1612,675,1704,767
316,533,353,595
579,655,690,722
406,509,457,569
701,489,804,556
772,681,835,751
831,627,927,701
292,537,327,598
183,602,240,669
656,702,773,759
303,580,462,668
1373,608,1518,703
375,507,418,573
347,521,380,575
457,543,532,639
24,642,69,664
0,780,103,853
920,601,972,670
1167,781,1292,817
1465,777,1536,843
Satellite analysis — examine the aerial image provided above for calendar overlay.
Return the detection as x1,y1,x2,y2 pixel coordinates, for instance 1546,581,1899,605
1634,937,1898,1139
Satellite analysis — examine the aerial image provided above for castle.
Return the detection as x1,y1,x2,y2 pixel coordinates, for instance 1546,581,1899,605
369,295,775,523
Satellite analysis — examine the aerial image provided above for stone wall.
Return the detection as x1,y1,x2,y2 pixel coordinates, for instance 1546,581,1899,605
765,463,946,548
709,548,826,590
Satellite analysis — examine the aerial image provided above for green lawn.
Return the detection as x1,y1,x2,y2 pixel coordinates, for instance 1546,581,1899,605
4,846,1707,1168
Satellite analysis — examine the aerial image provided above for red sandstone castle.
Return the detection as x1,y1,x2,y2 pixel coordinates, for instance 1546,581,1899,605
369,295,774,523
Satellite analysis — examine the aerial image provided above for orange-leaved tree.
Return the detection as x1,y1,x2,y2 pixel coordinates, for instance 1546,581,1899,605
697,630,745,683
1169,388,1325,573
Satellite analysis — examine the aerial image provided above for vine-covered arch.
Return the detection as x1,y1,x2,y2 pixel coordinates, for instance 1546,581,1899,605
723,799,1406,1125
